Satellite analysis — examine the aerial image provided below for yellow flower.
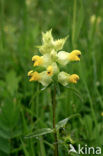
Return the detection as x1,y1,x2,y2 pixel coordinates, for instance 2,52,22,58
32,54,52,67
47,63,59,76
68,74,79,84
47,66,53,76
29,71,40,82
28,70,52,86
58,72,79,86
57,50,81,66
28,70,33,77
32,55,43,67
101,112,103,117
68,50,81,62
90,15,96,24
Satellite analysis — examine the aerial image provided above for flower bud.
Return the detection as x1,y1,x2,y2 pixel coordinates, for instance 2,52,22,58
53,37,67,51
90,15,96,24
50,49,57,61
38,44,53,54
42,29,53,44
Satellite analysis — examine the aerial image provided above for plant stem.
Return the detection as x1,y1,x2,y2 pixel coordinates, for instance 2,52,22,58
51,85,58,156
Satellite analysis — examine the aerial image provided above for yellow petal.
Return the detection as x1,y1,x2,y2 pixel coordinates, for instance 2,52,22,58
47,65,53,76
68,50,81,62
28,70,33,77
32,55,43,67
29,72,40,82
68,74,79,83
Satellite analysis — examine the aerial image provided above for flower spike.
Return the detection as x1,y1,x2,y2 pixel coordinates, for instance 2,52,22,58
28,29,81,87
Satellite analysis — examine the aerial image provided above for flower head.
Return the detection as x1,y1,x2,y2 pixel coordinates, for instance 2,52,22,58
28,29,81,87
42,29,53,44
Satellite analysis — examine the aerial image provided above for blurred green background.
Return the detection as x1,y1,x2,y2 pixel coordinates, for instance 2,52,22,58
0,0,103,155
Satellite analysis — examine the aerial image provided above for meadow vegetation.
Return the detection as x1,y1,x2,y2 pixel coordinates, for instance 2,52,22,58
0,0,103,155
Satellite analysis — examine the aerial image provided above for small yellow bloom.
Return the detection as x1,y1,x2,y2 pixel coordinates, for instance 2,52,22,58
47,63,59,76
32,54,52,67
29,72,40,82
47,66,53,76
68,50,81,62
32,55,43,67
101,112,103,117
28,70,33,77
68,74,79,83
28,71,52,86
58,72,79,86
97,16,101,24
90,15,96,24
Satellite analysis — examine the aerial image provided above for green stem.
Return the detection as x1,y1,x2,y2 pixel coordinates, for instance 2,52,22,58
51,85,58,156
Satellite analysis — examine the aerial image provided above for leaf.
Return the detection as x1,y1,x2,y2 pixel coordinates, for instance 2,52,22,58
0,98,21,139
66,86,83,103
56,114,80,130
6,70,21,95
20,138,29,156
25,128,53,139
0,137,10,154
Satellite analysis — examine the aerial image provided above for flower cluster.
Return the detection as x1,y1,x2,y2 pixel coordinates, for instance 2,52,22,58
28,29,81,87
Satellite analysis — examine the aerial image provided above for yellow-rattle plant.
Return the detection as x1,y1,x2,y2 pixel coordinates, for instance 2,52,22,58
28,29,81,156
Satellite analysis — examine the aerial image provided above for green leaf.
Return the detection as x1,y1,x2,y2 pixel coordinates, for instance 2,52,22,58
0,98,21,139
0,137,10,154
66,86,83,103
56,114,80,130
25,128,53,139
6,70,21,95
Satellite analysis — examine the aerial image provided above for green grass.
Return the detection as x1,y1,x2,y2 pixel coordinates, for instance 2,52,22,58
0,0,103,155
